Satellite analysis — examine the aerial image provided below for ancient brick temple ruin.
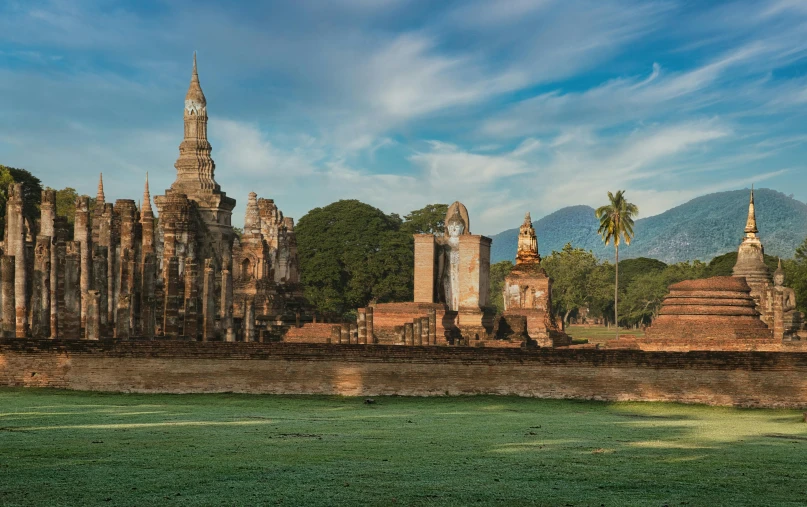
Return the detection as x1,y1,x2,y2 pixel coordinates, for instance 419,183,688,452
644,276,773,342
500,213,569,346
732,188,804,341
0,55,301,341
611,188,805,351
369,202,507,346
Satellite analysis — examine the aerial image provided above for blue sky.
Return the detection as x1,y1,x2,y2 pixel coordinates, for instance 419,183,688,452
1,0,806,234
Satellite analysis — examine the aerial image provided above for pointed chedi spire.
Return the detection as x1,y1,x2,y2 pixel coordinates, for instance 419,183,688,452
515,211,540,265
142,172,153,217
185,51,206,108
744,185,758,236
96,173,105,207
244,191,260,234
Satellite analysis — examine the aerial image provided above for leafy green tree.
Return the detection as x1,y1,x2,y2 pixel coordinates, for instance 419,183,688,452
595,190,639,338
296,199,413,317
0,166,15,232
401,204,448,235
786,237,807,314
619,261,706,327
587,262,615,323
53,187,78,223
0,165,42,232
617,257,667,291
488,260,514,313
542,243,601,323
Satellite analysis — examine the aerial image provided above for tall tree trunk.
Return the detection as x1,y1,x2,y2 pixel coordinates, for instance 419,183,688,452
614,243,619,340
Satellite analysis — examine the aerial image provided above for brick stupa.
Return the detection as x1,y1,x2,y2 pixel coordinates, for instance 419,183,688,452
644,276,772,342
500,212,568,346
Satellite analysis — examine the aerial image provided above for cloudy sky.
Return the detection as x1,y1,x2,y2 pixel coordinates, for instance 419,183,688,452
1,0,806,234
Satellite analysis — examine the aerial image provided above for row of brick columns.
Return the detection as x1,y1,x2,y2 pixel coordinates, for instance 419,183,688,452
396,308,438,345
329,307,375,344
0,185,250,342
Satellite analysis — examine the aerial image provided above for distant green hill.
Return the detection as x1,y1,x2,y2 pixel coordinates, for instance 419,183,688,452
490,188,807,264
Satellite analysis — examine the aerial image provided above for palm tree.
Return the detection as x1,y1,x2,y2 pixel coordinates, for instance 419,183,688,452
595,190,638,339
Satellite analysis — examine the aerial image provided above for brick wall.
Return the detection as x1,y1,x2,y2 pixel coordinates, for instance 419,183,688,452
1,339,807,408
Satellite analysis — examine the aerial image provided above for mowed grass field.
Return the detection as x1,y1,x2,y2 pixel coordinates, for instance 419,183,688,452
1,389,806,506
566,324,645,344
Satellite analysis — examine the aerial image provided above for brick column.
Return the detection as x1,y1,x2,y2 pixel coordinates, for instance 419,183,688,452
85,290,101,340
366,306,375,344
31,237,51,338
414,234,437,303
357,308,367,344
1,256,15,338
91,246,109,335
202,259,216,342
61,242,82,338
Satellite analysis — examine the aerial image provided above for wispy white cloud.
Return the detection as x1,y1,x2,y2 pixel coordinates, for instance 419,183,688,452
0,0,806,236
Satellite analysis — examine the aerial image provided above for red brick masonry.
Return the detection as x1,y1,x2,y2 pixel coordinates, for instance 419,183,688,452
1,340,806,409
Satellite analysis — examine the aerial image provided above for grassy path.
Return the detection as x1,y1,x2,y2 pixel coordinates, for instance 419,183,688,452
1,388,805,506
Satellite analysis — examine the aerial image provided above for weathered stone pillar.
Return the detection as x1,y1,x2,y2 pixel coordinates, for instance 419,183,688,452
340,322,350,344
428,308,437,345
357,308,367,344
91,246,109,335
414,234,437,303
244,298,255,342
140,252,156,339
330,325,340,344
115,294,130,340
50,241,59,339
40,189,56,238
366,306,375,344
61,241,82,339
1,256,15,338
414,318,423,346
41,190,57,338
220,269,234,342
350,323,358,344
85,290,101,340
163,256,182,338
183,259,200,340
404,322,413,346
30,238,51,338
97,203,117,325
421,317,430,346
74,196,92,329
202,259,216,342
4,184,26,337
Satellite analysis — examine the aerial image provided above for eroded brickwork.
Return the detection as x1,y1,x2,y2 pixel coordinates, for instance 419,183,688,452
2,340,807,408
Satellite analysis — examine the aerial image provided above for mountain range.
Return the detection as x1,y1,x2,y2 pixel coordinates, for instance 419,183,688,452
489,188,807,264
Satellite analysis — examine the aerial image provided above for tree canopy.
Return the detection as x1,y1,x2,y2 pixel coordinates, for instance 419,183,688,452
401,204,448,235
0,165,43,233
296,200,414,317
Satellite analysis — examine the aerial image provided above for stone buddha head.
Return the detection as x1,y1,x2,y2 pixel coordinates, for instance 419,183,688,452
446,208,466,238
774,259,785,287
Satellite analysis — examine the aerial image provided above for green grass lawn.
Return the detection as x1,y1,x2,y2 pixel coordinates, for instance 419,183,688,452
1,389,805,506
566,324,645,344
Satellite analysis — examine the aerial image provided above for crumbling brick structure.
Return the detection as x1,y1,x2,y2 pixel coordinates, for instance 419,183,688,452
732,188,804,340
501,212,569,347
374,202,496,344
0,54,301,341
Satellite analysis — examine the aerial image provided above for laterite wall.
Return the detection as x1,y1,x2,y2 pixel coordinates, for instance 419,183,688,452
1,340,806,408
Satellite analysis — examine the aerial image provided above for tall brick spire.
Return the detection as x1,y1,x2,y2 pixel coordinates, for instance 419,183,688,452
96,173,105,205
142,172,153,218
173,52,217,193
154,52,236,261
744,186,758,237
